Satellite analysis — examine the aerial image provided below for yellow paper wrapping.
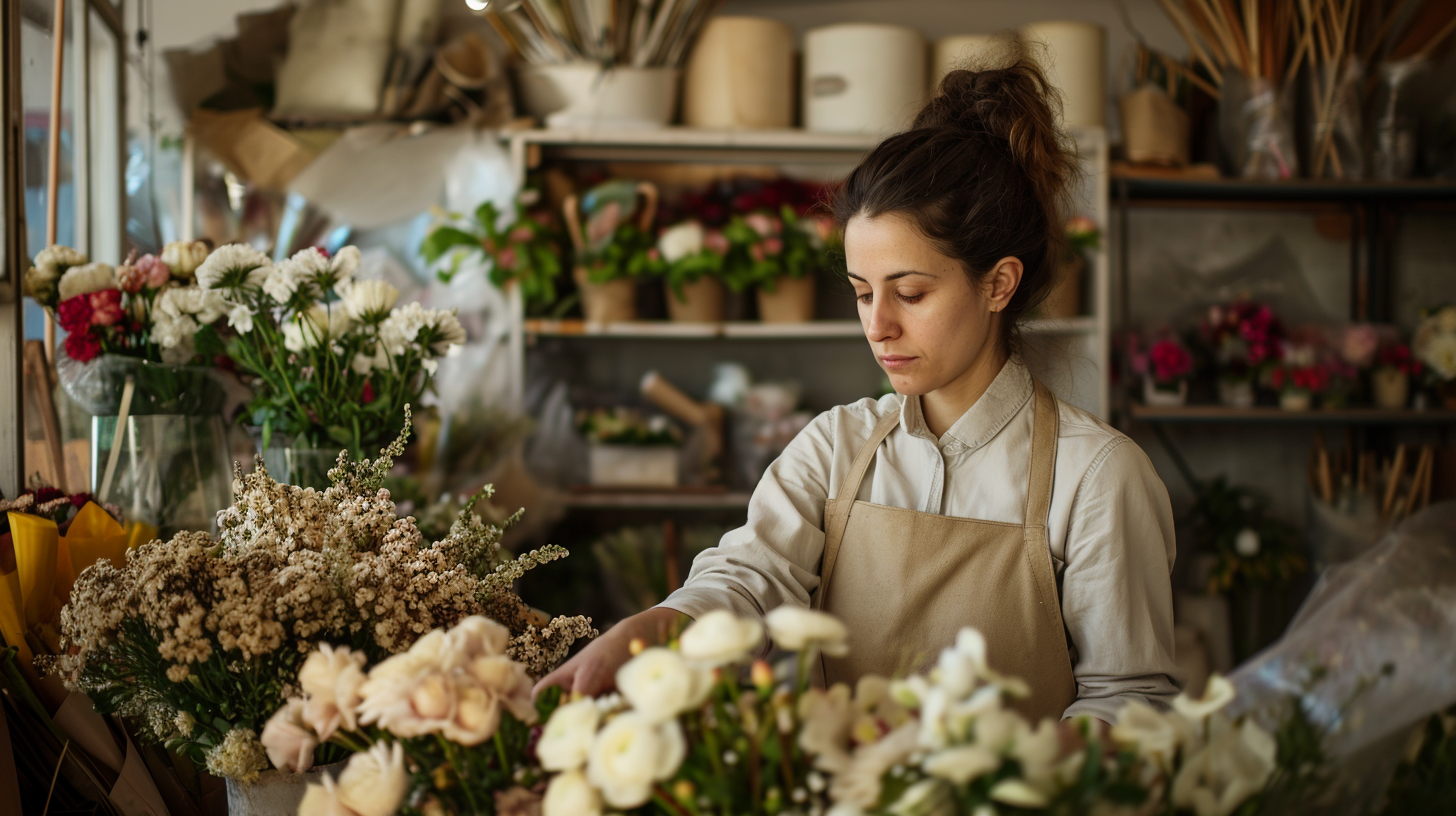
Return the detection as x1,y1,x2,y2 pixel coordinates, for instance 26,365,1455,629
0,569,30,663
124,520,159,552
63,502,129,578
8,513,57,628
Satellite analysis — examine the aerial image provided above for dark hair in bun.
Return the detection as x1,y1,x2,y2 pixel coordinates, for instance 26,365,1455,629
831,47,1078,351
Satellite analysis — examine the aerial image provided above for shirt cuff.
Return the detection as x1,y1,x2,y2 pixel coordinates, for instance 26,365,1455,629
657,584,766,622
1062,688,1176,724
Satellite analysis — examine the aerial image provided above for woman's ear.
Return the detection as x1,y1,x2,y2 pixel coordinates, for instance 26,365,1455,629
983,256,1024,313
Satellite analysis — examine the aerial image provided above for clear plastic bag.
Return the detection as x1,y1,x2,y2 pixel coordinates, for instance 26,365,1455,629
56,349,229,417
1229,503,1456,813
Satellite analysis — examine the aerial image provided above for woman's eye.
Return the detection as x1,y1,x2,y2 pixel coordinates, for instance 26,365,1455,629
898,292,924,303
856,292,872,304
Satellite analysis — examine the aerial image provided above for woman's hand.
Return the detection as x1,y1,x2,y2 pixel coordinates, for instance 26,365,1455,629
533,606,687,698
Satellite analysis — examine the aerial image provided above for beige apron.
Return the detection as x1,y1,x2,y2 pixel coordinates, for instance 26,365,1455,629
812,379,1077,721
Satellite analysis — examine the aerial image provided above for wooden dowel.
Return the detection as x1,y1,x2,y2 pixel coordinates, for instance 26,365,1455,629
1382,444,1408,519
43,0,67,364
1402,446,1433,519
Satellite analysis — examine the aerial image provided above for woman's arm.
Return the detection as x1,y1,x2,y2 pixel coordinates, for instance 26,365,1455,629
1058,437,1182,723
534,409,841,697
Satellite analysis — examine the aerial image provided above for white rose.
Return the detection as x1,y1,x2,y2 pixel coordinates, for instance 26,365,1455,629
923,744,999,785
160,240,211,277
765,606,849,656
678,610,763,667
195,243,271,290
586,712,685,809
336,741,410,816
259,698,318,773
57,263,117,301
1233,529,1261,558
615,647,712,724
299,644,368,740
341,280,400,323
543,769,602,816
538,698,602,771
298,776,357,816
1174,674,1237,723
657,221,705,263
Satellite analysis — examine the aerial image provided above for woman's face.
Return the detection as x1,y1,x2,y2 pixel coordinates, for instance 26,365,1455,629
844,212,1008,396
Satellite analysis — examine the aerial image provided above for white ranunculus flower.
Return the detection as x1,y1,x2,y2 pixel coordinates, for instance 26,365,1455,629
299,644,368,740
888,778,955,816
1233,528,1261,557
828,721,918,809
336,741,410,816
797,684,855,772
678,610,763,667
765,606,849,656
615,647,712,724
195,244,271,291
160,240,210,277
1174,674,1237,722
543,768,602,816
298,776,357,816
923,744,1000,785
341,280,400,323
657,221,705,263
57,263,118,301
538,698,602,771
1171,720,1276,816
1112,700,1182,772
990,778,1050,808
259,698,318,773
586,712,686,809
228,304,255,334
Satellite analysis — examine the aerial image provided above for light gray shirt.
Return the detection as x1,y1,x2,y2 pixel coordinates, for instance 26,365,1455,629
661,358,1181,723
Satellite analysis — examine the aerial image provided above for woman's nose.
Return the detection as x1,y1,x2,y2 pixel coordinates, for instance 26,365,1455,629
864,297,899,342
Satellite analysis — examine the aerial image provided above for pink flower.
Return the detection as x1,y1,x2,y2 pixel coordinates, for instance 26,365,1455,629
116,264,145,294
1340,324,1379,368
763,237,784,256
744,213,781,238
704,230,730,255
88,289,124,327
646,247,661,262
812,216,837,243
136,254,171,288
497,247,518,271
750,243,766,263
1149,339,1192,383
508,226,533,244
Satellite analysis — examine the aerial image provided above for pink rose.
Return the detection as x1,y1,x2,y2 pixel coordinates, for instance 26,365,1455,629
508,226,533,244
89,289,124,326
744,212,780,238
646,248,661,262
704,230,730,255
763,237,783,256
750,243,766,263
497,247,518,271
136,254,171,288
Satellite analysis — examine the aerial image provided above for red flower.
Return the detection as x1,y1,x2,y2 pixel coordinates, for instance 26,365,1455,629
64,329,101,363
89,289,124,327
1148,339,1193,382
56,295,94,334
361,381,375,404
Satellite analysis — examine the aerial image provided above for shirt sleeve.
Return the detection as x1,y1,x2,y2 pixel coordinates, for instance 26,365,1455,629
657,409,838,622
1059,437,1182,724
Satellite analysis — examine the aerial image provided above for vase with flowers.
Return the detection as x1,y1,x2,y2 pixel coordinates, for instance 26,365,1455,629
652,220,729,322
1268,363,1329,411
22,241,234,536
1201,299,1284,408
1373,342,1422,409
420,188,567,318
1413,305,1456,408
1132,332,1193,406
564,180,659,324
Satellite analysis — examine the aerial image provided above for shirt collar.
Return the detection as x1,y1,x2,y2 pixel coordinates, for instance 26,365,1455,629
898,357,1034,452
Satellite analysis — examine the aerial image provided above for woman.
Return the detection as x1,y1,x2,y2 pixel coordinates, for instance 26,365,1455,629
538,58,1179,724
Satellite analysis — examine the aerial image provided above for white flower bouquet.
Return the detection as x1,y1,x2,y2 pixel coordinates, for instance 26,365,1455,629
196,243,466,454
45,413,595,782
1413,305,1456,390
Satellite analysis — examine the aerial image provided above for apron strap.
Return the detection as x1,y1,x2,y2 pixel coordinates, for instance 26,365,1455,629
815,407,900,610
1023,379,1060,529
835,409,902,502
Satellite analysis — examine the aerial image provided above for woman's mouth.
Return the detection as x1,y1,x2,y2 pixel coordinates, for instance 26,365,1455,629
879,354,916,370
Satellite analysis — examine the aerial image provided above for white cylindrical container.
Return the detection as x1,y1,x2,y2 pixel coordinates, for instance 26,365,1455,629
931,33,1010,91
1020,20,1106,129
683,16,794,129
516,63,679,129
804,23,926,134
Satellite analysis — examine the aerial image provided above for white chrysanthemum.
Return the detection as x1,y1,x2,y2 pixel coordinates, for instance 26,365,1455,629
262,264,306,305
57,263,118,301
340,280,399,323
657,221,704,263
284,305,353,353
196,244,272,291
283,245,361,292
379,302,465,358
228,304,255,334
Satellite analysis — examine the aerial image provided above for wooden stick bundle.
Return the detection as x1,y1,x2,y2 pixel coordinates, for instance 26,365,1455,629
477,0,723,68
1311,436,1435,522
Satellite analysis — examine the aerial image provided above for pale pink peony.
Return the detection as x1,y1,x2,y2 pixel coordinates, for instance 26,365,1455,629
299,644,368,740
260,698,318,773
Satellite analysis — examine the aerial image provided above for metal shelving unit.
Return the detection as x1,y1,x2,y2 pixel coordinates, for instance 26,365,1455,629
524,316,1099,341
1130,404,1456,425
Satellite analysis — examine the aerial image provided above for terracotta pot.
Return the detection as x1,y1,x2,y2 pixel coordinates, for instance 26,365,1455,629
575,267,636,323
756,275,815,323
1038,253,1084,319
1279,389,1312,412
665,276,726,322
1142,377,1188,407
1371,367,1409,409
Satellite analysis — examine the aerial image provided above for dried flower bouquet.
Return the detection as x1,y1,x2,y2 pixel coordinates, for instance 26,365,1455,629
46,411,595,782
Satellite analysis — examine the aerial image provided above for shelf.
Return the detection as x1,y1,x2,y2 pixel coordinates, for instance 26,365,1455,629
562,489,752,510
1114,175,1456,204
525,317,1098,340
508,126,881,165
1129,404,1456,424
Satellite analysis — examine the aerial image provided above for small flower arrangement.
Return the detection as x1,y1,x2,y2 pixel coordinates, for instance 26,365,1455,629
1413,307,1456,407
0,480,118,536
1377,342,1423,377
577,407,682,447
1190,477,1307,596
421,190,567,316
1066,214,1101,254
1201,299,1285,383
198,243,465,452
572,182,659,287
264,615,552,816
651,220,731,302
45,414,595,782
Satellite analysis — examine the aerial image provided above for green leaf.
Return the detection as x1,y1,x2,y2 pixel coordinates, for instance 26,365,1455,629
421,227,484,264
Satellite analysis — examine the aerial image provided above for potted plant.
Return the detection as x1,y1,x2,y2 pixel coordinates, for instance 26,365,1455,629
578,407,682,487
730,207,832,324
652,220,729,323
1200,299,1283,408
1413,305,1456,408
1038,215,1099,319
1268,362,1329,411
564,180,659,324
420,189,567,317
1133,332,1193,406
1372,341,1422,409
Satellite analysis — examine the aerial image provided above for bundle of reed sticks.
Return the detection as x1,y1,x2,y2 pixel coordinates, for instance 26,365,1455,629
1310,433,1435,522
1153,0,1307,94
472,0,723,68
